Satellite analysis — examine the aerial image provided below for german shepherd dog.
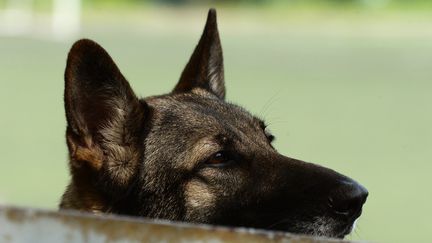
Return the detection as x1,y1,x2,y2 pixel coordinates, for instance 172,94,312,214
60,9,367,239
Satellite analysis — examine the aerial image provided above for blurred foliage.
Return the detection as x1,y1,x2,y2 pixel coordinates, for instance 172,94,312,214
78,0,432,13
103,0,431,4
103,0,432,6
5,0,431,10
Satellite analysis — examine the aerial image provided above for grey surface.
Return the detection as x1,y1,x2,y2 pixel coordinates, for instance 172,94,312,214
0,206,358,243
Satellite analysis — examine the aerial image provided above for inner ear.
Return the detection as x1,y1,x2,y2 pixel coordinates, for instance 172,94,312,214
65,39,142,136
64,39,144,185
173,9,225,99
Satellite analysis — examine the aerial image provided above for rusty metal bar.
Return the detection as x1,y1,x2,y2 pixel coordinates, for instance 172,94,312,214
0,206,358,243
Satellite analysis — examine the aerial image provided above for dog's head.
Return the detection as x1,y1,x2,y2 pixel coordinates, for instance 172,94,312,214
61,9,367,239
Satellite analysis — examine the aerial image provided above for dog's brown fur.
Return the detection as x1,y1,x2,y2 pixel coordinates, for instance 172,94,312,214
60,9,368,238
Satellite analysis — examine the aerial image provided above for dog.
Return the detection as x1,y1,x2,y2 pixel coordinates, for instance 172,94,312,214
60,9,368,239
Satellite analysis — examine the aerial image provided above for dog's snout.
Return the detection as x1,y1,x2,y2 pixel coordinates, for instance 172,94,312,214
328,180,368,220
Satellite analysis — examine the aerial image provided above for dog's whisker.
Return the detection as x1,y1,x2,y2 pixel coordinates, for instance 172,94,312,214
259,89,283,119
266,218,291,230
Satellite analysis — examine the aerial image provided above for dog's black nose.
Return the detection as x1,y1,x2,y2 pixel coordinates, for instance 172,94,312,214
328,180,368,220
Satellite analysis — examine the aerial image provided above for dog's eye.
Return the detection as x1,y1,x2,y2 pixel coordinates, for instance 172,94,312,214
205,151,234,167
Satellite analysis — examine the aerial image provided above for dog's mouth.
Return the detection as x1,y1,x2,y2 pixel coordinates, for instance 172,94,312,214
231,204,363,239
265,216,358,239
334,221,356,239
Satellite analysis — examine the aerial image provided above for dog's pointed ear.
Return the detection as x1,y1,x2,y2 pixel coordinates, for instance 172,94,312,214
64,39,144,186
173,9,225,99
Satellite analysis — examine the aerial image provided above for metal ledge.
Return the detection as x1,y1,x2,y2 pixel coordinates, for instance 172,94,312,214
0,206,359,243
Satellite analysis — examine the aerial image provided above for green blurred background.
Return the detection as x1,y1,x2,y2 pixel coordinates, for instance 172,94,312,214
0,0,431,242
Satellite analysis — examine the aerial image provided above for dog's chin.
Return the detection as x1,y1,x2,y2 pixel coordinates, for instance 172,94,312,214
334,223,355,239
271,217,356,239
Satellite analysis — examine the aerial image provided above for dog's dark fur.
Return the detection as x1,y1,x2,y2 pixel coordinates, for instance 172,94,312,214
60,9,367,239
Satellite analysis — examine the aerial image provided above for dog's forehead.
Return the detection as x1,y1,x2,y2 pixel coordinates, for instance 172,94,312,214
144,92,263,133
